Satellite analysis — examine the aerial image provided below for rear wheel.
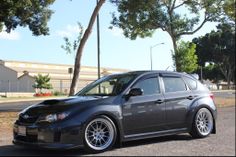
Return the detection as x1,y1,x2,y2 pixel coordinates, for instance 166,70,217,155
84,116,117,153
190,108,214,138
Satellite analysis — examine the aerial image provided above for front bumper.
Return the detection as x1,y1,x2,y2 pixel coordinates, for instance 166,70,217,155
13,122,84,150
12,140,81,150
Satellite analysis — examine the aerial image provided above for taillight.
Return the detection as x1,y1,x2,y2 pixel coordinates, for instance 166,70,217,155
210,93,214,100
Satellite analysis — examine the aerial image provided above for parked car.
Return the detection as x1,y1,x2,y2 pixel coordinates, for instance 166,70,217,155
13,71,217,153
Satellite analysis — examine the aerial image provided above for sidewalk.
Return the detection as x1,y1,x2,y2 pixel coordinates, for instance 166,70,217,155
0,96,67,104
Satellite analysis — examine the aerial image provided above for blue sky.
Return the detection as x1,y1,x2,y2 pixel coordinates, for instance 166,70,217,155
0,0,218,71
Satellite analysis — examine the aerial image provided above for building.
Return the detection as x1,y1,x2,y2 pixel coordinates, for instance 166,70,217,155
0,60,128,94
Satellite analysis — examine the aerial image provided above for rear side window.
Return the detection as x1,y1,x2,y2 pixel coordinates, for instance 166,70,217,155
163,77,186,93
183,76,197,90
133,77,160,95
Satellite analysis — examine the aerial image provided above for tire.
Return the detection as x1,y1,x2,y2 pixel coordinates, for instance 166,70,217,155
190,108,214,138
83,115,117,153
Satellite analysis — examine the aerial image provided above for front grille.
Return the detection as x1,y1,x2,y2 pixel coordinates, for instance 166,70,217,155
14,127,38,143
19,114,39,124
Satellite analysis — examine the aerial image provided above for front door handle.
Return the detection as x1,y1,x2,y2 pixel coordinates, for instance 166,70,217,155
155,99,164,104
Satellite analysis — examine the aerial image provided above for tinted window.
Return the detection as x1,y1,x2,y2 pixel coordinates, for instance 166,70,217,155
133,77,160,95
183,76,197,90
163,77,186,93
77,74,137,96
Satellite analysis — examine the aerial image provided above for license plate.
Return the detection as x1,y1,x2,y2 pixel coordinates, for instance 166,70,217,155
18,126,26,136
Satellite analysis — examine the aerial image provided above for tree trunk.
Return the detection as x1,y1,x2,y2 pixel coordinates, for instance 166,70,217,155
219,64,233,90
227,78,231,89
69,0,105,96
170,35,179,71
227,72,232,90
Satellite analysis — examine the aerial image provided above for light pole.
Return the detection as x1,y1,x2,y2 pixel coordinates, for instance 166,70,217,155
96,0,101,93
150,42,164,70
96,0,101,80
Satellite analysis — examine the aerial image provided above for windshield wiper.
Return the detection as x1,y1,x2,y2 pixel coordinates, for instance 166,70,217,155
79,93,114,97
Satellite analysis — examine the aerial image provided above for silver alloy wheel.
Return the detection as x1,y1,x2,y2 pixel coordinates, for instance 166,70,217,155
195,108,213,136
85,118,115,151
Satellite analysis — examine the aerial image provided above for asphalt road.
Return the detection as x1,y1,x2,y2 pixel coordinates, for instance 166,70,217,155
0,106,235,156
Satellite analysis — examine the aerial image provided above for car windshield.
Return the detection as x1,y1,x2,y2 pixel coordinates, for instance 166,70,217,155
76,74,137,96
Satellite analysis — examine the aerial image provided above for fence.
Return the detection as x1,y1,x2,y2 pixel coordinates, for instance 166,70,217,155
0,79,93,94
0,80,34,92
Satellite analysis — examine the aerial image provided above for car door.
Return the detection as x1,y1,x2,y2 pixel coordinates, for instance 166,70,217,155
160,74,193,129
122,74,165,136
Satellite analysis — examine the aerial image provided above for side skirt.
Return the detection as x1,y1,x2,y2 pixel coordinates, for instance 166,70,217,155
122,128,188,142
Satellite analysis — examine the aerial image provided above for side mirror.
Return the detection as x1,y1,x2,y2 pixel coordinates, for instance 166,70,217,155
128,88,143,97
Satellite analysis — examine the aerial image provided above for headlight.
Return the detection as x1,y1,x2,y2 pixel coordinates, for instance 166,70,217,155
39,112,70,123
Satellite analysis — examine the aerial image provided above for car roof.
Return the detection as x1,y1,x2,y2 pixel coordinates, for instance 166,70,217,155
109,70,198,80
115,70,182,76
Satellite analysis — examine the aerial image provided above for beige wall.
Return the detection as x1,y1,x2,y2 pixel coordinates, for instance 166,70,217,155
1,60,129,93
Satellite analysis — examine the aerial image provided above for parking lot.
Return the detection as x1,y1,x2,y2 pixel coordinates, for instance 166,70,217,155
0,106,235,156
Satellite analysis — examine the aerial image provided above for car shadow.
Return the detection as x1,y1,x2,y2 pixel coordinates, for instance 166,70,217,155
119,133,193,149
0,134,193,156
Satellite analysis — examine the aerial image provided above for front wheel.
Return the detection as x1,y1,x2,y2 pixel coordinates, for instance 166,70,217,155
190,108,214,138
84,116,117,153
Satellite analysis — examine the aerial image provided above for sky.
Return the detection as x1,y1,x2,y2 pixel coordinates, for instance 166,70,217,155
0,0,218,71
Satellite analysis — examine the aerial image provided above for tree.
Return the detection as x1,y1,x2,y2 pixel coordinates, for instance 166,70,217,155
111,0,224,71
33,74,53,93
223,0,235,21
173,41,198,73
202,63,224,89
0,0,55,36
69,0,105,95
192,34,214,67
193,23,235,89
61,22,83,57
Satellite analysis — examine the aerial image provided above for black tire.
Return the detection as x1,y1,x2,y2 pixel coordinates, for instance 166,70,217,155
83,115,117,153
190,108,214,138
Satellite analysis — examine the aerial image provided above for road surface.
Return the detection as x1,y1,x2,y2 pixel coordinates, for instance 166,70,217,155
0,106,235,156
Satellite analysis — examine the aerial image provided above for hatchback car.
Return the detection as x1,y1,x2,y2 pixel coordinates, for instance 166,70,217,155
13,71,217,153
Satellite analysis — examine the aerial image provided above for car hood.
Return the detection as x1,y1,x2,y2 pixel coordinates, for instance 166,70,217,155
21,96,110,116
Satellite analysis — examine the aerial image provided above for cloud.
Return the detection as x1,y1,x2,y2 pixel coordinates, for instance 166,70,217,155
108,27,123,37
0,30,20,40
56,24,82,38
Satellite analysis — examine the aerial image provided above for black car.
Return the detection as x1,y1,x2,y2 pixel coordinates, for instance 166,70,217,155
13,71,217,153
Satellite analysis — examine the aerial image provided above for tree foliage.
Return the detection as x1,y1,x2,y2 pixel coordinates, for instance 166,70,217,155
110,0,224,71
173,41,198,73
193,23,235,88
0,0,55,36
223,0,235,21
61,22,83,56
201,63,224,83
33,74,53,92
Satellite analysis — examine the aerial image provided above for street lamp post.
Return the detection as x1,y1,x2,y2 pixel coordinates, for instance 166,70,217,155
96,0,101,80
96,0,101,94
150,42,164,70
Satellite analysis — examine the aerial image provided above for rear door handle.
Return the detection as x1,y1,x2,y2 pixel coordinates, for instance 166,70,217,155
155,99,164,104
187,95,194,100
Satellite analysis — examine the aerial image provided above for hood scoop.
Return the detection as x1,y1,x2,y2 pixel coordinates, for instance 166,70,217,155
40,99,65,105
